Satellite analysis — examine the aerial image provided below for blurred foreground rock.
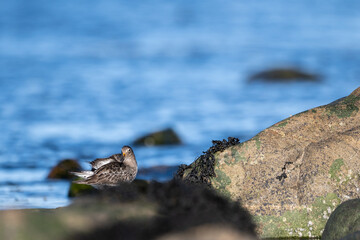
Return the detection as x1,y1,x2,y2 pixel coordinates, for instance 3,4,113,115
341,231,360,240
47,159,82,179
0,181,257,240
249,67,319,82
156,224,256,240
322,199,360,240
177,87,360,238
133,128,182,146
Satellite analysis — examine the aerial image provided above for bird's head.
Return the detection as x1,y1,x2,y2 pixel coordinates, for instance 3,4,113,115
122,145,134,158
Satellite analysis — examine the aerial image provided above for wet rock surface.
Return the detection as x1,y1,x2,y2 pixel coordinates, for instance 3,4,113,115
178,87,360,238
0,181,257,240
47,159,82,179
133,128,182,146
249,67,320,82
322,199,360,240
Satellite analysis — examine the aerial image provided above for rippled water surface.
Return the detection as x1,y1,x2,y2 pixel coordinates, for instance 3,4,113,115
0,0,360,209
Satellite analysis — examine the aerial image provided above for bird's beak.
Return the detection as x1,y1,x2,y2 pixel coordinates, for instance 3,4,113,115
122,152,126,157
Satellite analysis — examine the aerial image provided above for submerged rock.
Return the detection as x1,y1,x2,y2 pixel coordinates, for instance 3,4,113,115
68,182,97,197
177,87,360,238
68,179,150,198
322,199,360,240
249,67,320,82
133,128,182,146
47,159,82,180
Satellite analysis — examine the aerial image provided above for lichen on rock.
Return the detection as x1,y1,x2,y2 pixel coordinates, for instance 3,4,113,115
178,87,360,238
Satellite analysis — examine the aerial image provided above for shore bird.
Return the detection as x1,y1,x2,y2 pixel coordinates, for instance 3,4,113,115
72,146,138,188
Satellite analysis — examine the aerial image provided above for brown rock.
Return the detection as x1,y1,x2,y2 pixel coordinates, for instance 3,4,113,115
249,67,320,82
180,87,360,238
47,159,82,180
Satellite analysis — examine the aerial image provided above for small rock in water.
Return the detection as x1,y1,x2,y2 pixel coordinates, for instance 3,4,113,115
248,67,320,82
47,159,82,180
133,128,182,146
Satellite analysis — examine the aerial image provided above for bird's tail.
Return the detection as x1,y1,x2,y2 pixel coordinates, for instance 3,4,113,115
70,171,94,179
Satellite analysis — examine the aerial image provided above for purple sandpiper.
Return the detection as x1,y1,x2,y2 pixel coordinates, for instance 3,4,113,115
72,146,138,188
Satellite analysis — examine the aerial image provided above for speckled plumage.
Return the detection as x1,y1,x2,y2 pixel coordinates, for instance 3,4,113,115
89,153,124,170
72,146,137,188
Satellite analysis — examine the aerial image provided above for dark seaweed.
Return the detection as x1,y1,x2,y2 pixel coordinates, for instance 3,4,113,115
276,172,287,181
276,161,293,181
175,137,240,185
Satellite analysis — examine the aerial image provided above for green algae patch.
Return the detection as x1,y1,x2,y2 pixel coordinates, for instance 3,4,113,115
253,135,261,150
329,158,344,182
325,95,360,118
312,109,317,113
230,149,241,163
231,148,247,163
222,152,233,165
212,169,232,198
276,120,288,128
311,193,342,234
256,193,341,238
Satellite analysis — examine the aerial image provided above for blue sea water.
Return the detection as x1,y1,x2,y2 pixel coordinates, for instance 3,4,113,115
0,0,360,209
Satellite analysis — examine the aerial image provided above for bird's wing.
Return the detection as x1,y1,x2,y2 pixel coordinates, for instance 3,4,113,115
90,156,116,170
82,162,127,185
111,153,124,162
